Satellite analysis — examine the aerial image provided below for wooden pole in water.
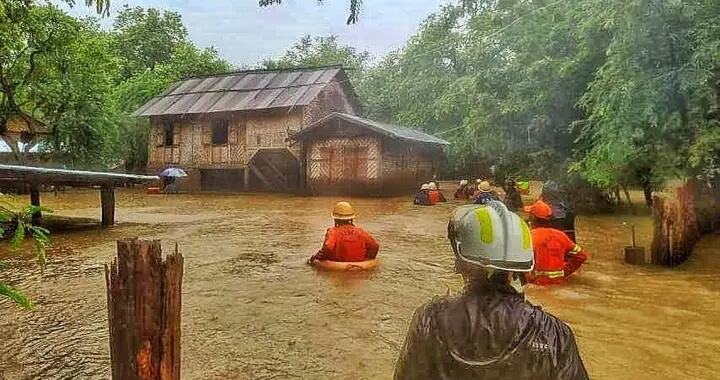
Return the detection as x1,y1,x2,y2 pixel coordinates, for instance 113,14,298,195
105,238,184,380
101,184,115,227
29,183,42,225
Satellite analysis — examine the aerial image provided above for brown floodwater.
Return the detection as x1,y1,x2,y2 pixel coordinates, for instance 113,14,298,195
0,189,719,379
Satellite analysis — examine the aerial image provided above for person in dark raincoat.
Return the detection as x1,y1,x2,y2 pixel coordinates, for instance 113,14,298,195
540,180,577,242
395,201,589,380
414,183,433,206
503,177,524,211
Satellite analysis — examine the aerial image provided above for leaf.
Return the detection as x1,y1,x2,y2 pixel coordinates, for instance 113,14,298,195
0,282,34,310
11,220,26,250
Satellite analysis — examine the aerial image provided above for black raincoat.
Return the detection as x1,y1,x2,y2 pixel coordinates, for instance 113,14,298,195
394,283,589,380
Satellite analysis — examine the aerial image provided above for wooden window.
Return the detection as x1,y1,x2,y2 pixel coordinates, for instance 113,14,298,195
255,134,262,146
163,122,174,146
212,120,229,145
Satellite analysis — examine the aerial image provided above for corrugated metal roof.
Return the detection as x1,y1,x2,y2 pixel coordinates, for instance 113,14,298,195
132,67,345,117
293,112,450,146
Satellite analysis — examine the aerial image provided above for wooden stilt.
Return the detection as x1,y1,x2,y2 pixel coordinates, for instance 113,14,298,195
105,238,184,380
243,165,249,191
29,184,42,225
101,185,115,227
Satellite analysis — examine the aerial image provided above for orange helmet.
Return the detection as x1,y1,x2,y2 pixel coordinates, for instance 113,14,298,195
524,200,552,220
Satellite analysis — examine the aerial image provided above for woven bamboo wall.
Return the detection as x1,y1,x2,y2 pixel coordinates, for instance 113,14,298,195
307,137,381,183
303,81,359,126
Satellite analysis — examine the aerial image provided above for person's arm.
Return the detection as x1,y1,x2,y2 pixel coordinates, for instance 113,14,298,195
563,236,587,277
394,305,435,380
310,228,335,262
363,230,380,259
553,325,590,380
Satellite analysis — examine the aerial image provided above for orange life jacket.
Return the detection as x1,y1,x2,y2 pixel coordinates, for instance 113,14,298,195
314,225,380,262
529,227,587,284
428,190,441,204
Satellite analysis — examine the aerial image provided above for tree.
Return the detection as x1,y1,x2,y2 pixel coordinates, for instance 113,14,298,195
259,0,363,24
263,34,369,84
112,5,189,79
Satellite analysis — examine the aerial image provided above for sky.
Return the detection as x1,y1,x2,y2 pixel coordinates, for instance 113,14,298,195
62,0,453,67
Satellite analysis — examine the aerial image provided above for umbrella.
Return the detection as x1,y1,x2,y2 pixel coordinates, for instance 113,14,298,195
160,167,188,178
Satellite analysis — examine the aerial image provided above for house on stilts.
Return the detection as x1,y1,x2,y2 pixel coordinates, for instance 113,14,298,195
133,66,448,195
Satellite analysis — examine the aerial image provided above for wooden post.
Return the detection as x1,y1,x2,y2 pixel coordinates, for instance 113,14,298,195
243,165,249,191
105,239,184,380
29,183,42,225
101,185,115,227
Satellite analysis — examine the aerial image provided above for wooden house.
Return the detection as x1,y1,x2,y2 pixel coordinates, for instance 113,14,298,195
291,112,449,196
133,66,360,191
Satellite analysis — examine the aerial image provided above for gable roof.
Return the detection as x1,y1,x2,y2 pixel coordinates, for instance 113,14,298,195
132,66,351,117
292,112,450,146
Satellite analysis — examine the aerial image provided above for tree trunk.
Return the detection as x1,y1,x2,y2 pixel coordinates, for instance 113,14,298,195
105,239,184,380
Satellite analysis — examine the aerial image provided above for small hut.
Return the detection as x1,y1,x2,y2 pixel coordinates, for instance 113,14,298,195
291,112,449,196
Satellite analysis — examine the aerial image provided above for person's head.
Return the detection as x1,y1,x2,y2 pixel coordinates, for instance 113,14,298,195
523,200,552,227
429,182,438,190
332,201,356,226
478,181,492,192
460,179,468,187
420,183,430,191
447,201,533,290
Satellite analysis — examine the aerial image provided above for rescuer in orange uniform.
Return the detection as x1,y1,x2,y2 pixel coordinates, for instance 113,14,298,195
427,182,447,204
309,202,380,263
524,200,587,285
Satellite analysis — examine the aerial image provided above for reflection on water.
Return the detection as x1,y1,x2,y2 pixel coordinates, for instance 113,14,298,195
1,189,719,379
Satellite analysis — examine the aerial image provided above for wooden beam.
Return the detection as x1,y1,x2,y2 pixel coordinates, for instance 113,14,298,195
105,239,184,380
257,155,287,187
29,184,42,225
249,164,273,189
101,185,115,227
243,166,249,191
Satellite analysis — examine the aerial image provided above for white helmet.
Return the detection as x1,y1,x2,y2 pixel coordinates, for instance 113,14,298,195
429,182,438,190
421,183,430,190
460,180,468,186
448,201,533,272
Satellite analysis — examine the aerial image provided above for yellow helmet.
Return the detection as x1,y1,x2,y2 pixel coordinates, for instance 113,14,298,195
332,201,356,220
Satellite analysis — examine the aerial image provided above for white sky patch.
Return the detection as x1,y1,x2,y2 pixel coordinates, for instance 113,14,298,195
56,0,453,67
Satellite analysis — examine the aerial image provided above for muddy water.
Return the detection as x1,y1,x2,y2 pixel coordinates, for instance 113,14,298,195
0,189,718,379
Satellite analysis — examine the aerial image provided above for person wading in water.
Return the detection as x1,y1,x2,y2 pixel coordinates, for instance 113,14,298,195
308,202,380,264
394,201,589,380
524,200,588,285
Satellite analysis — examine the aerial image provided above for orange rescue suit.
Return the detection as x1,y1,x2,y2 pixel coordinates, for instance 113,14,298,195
312,224,380,262
428,190,446,204
528,227,587,285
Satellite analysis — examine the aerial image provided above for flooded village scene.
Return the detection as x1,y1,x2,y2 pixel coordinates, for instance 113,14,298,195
1,1,719,380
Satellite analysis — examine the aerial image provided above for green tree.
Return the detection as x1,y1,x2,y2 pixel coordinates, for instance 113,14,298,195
263,34,369,84
259,0,363,24
112,5,188,79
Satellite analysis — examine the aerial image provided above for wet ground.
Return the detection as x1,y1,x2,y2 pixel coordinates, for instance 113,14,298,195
0,189,719,379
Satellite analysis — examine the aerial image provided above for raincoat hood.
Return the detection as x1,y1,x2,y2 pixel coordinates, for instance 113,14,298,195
395,284,589,380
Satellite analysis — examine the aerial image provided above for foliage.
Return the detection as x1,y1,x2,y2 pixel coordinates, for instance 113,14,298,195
258,0,363,24
0,199,52,310
263,34,369,84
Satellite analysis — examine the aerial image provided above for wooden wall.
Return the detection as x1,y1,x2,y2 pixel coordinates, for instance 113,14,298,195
307,136,380,183
303,80,359,126
304,136,441,196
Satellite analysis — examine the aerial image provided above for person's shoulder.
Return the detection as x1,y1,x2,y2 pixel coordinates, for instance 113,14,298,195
522,300,576,338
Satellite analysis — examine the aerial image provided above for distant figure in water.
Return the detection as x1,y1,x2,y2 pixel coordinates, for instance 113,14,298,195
524,200,587,285
308,202,379,264
414,184,433,206
454,180,472,200
428,182,447,204
540,180,577,242
503,178,523,211
473,181,498,205
394,201,589,379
